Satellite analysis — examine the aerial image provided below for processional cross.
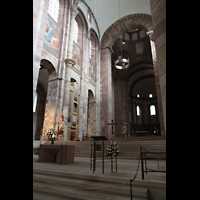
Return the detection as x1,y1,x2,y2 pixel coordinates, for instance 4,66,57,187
107,119,118,135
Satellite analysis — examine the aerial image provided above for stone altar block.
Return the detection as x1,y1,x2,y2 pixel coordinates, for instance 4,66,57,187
39,144,75,164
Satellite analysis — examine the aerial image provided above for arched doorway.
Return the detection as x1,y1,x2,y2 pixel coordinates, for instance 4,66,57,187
34,81,47,140
34,63,49,140
35,59,56,141
87,90,96,138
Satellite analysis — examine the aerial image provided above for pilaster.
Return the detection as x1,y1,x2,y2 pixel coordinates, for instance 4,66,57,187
62,58,76,141
150,0,166,137
100,47,113,139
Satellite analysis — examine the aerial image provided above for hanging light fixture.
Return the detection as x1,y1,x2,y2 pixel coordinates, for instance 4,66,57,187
115,0,129,70
115,56,129,69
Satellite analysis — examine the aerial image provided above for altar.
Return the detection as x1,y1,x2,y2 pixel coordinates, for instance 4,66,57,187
38,144,75,164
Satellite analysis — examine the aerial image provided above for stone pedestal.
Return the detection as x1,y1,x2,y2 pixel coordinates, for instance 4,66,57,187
39,144,75,164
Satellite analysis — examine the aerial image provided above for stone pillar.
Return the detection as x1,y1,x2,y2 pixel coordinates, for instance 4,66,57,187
33,0,49,109
114,77,129,137
42,72,58,141
150,40,165,139
79,32,89,140
100,47,112,139
150,0,166,135
66,5,78,59
63,5,78,141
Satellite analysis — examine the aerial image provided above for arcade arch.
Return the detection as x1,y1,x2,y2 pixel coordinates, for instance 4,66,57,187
34,59,56,140
100,13,164,138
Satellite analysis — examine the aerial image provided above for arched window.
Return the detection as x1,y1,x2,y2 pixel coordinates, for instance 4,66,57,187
72,18,82,71
150,105,156,115
74,20,78,43
149,93,153,98
136,105,141,116
125,33,130,41
89,34,96,82
132,33,137,41
139,30,146,38
89,40,92,59
48,0,59,23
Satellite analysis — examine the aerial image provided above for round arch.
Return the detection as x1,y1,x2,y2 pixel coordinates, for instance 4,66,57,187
40,59,56,75
88,89,95,101
76,7,89,36
130,74,155,95
89,28,100,47
101,13,152,49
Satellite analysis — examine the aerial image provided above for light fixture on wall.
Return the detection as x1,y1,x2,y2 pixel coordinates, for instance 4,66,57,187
115,0,129,70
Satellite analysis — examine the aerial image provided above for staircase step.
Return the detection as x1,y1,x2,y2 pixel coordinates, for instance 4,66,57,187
33,190,74,200
37,139,166,160
33,174,148,200
33,173,148,199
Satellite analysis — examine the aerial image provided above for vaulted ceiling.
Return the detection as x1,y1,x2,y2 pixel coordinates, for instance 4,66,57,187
76,0,155,98
82,0,151,40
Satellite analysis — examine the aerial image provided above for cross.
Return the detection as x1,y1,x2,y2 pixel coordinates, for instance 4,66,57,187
107,119,118,135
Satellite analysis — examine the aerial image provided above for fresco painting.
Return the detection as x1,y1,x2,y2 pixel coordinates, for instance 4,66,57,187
44,14,61,54
72,42,82,71
89,59,95,82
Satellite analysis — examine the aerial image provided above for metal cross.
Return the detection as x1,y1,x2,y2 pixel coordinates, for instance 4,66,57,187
107,119,118,135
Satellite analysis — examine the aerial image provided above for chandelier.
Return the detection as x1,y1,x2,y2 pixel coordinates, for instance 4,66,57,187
115,55,129,70
115,0,129,70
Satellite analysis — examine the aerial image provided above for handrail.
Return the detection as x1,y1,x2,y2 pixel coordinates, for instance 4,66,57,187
129,146,166,200
140,146,166,180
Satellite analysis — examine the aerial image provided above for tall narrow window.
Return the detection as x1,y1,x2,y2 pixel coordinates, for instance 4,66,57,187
48,0,59,22
74,20,78,43
136,41,144,54
89,40,92,59
150,105,156,115
89,35,96,82
33,93,37,112
136,105,141,116
149,93,153,98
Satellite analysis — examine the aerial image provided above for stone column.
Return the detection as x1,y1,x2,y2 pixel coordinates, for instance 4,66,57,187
33,0,49,109
114,77,129,137
150,39,165,139
100,47,113,139
150,0,166,135
79,32,89,140
66,5,78,59
63,5,78,141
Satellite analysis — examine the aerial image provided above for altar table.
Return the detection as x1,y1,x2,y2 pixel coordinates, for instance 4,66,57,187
38,144,75,164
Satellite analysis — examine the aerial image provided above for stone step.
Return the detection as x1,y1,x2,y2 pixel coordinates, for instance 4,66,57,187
33,173,148,199
39,140,166,160
33,182,145,200
33,190,74,200
33,169,149,200
111,136,164,141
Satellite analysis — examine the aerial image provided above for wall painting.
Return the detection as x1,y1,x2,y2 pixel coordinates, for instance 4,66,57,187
44,14,61,55
72,42,82,71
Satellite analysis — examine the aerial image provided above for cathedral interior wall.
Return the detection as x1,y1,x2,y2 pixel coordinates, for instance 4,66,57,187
33,0,166,141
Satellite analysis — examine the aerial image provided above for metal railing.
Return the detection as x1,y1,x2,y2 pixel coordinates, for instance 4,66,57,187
129,146,166,200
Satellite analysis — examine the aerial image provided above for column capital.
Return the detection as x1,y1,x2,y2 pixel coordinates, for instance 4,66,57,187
65,58,76,67
149,32,154,42
71,5,78,17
